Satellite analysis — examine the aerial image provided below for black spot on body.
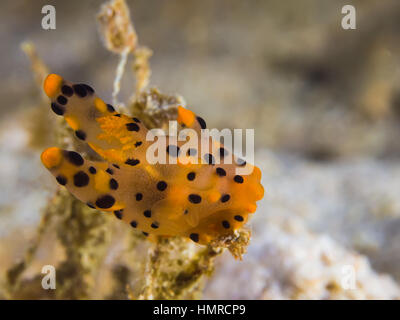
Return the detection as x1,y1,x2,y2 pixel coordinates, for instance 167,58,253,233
219,148,228,158
221,194,230,203
114,210,123,219
187,172,196,181
222,220,230,229
135,141,142,147
151,222,159,229
190,233,199,242
236,158,247,167
132,117,141,123
143,210,152,218
216,167,226,176
114,114,121,117
75,130,86,141
130,221,137,228
135,193,143,201
126,123,140,132
204,153,215,165
56,175,67,185
234,215,244,222
51,102,65,116
87,202,95,209
96,195,115,208
82,84,94,94
61,85,73,97
167,145,180,157
65,151,84,166
72,84,87,97
112,164,120,169
89,166,97,174
187,148,197,156
157,181,167,191
109,178,119,190
73,171,89,187
106,168,114,175
188,194,202,204
125,158,140,166
57,95,68,105
234,175,244,183
196,116,207,129
107,104,115,112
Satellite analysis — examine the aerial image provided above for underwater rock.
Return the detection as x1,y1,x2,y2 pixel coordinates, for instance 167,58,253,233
204,215,400,299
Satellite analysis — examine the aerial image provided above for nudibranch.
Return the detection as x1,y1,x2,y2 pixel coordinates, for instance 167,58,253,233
41,74,264,244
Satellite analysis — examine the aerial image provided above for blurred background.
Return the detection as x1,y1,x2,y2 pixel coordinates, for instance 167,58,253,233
1,0,400,299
